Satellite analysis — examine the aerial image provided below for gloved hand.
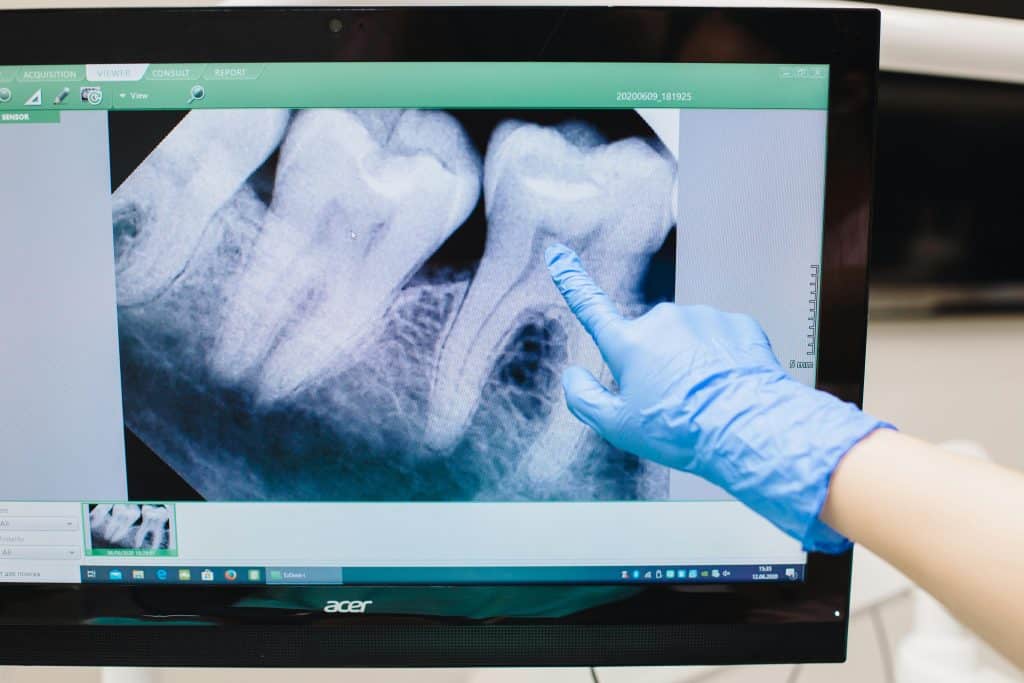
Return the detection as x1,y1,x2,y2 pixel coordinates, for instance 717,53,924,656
545,244,893,553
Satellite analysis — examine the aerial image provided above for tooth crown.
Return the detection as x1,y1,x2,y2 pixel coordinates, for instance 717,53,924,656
484,121,676,255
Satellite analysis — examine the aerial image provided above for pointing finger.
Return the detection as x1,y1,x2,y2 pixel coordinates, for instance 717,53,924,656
545,244,625,353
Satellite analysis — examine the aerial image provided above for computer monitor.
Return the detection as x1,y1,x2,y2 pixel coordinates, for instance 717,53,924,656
0,6,879,667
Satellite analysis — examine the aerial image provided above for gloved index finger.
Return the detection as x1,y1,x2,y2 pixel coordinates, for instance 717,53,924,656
545,244,624,351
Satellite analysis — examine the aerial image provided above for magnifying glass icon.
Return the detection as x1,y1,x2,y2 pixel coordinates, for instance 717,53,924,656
187,84,205,104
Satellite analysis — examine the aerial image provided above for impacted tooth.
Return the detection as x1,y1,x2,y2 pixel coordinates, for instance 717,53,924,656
112,110,290,306
209,109,481,402
134,504,170,549
425,120,677,467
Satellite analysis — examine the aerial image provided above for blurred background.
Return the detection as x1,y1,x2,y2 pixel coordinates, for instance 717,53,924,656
0,0,1021,681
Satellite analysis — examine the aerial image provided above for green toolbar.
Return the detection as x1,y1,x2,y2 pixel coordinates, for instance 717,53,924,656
0,62,830,112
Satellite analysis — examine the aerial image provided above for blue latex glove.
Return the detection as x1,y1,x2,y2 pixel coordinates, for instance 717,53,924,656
545,244,892,554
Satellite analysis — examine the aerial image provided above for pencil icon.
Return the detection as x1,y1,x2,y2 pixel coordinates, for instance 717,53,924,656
54,87,70,105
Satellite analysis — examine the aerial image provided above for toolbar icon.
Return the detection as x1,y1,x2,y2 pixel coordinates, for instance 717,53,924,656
187,84,205,104
80,86,103,106
178,568,192,581
131,569,145,580
248,569,262,582
0,88,11,104
688,569,697,579
156,569,168,581
665,570,676,579
224,569,238,581
24,89,42,106
108,569,123,581
711,569,721,578
54,87,70,105
201,568,215,582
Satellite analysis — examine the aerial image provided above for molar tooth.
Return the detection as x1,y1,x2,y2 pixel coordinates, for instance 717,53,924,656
134,504,171,549
209,109,481,403
425,120,676,473
104,504,142,545
88,503,114,538
112,110,291,306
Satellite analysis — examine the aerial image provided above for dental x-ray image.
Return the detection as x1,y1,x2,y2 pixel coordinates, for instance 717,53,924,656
87,503,175,553
111,108,680,502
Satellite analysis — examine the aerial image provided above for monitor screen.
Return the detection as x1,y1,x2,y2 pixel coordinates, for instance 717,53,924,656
0,60,830,589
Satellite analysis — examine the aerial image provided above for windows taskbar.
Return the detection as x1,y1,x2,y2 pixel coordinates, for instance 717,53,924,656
78,563,806,585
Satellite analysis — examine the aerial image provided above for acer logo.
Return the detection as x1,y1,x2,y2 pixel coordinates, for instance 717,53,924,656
323,600,373,614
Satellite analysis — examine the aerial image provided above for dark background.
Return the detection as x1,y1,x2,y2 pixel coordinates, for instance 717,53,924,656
871,72,1024,299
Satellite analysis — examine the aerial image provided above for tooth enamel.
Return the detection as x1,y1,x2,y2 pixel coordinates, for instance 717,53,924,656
112,110,290,306
134,504,171,549
208,109,481,402
425,120,677,467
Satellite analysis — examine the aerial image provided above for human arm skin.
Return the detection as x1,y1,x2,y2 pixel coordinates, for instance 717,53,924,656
822,429,1024,668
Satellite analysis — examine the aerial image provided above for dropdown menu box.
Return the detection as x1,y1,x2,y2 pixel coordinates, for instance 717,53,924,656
0,516,79,532
0,510,82,562
0,546,81,560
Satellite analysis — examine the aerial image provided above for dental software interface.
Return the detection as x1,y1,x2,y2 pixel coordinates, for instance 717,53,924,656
0,62,829,586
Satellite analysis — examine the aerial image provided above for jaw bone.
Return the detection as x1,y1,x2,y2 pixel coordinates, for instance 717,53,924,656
209,109,482,403
112,110,291,306
424,120,677,473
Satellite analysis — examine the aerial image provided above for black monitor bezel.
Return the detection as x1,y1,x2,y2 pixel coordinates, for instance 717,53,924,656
0,5,879,667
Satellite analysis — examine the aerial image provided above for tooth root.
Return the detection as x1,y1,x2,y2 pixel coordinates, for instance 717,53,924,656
113,110,290,307
134,504,171,549
424,268,555,451
425,120,676,455
520,342,614,484
209,109,481,402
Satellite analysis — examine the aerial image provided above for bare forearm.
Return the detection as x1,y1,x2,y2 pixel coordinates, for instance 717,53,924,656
821,429,1024,668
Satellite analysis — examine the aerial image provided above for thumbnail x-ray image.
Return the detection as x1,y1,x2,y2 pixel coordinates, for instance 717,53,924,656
111,108,678,502
88,503,175,551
